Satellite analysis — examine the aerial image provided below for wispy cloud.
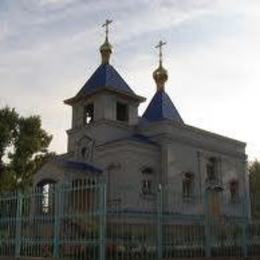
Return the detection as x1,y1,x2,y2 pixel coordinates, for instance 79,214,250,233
0,0,259,159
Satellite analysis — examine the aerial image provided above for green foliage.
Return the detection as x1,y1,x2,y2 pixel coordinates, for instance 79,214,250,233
249,160,260,219
0,107,18,164
0,107,53,191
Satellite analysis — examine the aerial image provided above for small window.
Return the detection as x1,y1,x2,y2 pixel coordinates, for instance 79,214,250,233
141,179,153,195
36,180,56,215
140,167,154,196
116,102,128,122
81,147,87,158
84,103,94,124
230,179,239,202
142,167,153,175
80,146,90,159
183,172,194,199
206,157,218,182
42,184,51,214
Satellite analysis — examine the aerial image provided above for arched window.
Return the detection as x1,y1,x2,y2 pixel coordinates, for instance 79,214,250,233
81,147,87,158
229,179,239,202
141,179,153,195
84,103,94,124
77,136,93,160
142,167,153,175
206,157,218,183
141,167,154,196
182,172,194,199
36,179,56,215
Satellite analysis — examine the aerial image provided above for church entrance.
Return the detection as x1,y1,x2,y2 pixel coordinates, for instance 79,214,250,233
208,189,222,218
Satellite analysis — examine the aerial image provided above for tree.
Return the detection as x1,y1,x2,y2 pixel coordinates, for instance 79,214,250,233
0,107,18,171
0,107,53,191
249,160,260,219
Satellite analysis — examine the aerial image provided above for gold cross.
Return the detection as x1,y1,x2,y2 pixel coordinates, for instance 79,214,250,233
102,19,113,41
155,40,166,65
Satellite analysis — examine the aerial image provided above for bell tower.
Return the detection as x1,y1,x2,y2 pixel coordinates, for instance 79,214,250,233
64,20,145,157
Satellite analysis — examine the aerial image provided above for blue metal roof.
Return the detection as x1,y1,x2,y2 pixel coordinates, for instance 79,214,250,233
142,90,184,123
77,63,135,96
60,159,103,173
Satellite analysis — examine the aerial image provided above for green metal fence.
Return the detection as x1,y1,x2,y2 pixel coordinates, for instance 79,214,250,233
0,177,259,259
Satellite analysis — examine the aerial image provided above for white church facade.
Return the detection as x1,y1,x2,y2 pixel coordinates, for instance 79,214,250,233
34,22,250,220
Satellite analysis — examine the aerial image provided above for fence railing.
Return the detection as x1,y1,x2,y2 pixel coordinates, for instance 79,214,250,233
0,177,259,259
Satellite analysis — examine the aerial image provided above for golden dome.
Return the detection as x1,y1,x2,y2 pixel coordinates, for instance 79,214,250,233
153,40,168,91
100,39,112,64
153,62,168,91
100,19,113,64
100,39,112,52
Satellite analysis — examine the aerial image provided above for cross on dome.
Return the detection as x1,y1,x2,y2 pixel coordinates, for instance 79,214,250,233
102,19,113,41
100,19,113,64
153,40,168,91
155,40,166,67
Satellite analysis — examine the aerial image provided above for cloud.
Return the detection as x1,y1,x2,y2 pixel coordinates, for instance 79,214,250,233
0,0,259,160
0,20,8,42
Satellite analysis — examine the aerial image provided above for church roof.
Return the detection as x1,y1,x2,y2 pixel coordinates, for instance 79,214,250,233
79,63,134,95
60,159,103,173
141,90,184,123
64,63,145,104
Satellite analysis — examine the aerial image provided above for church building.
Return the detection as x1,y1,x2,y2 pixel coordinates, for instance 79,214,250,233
34,21,250,219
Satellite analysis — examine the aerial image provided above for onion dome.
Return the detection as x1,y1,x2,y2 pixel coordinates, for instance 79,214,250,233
153,40,168,91
153,61,168,91
100,39,112,64
100,19,113,64
141,40,184,124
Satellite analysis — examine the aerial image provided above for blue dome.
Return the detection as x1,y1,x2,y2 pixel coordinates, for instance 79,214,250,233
142,90,184,123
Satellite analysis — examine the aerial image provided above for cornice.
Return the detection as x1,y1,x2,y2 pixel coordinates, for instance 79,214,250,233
151,133,246,160
139,120,246,147
67,119,134,135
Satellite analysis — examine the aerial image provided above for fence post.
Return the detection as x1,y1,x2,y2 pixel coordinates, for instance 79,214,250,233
241,194,249,257
157,184,163,260
15,191,23,257
204,188,211,257
99,178,107,260
241,219,248,257
53,184,61,258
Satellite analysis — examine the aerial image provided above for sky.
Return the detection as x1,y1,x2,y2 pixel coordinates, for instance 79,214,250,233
0,0,259,160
